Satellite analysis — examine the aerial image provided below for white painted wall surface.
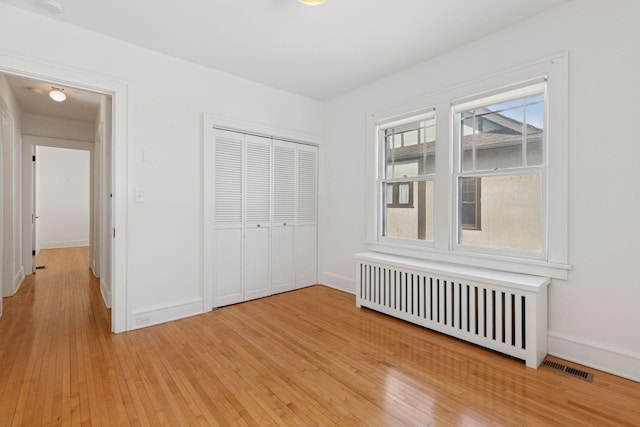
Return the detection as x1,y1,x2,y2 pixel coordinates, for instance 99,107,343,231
37,146,90,249
321,0,640,381
0,3,323,328
22,113,94,142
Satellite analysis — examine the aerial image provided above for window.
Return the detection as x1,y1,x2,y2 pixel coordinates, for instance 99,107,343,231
454,88,545,254
367,54,569,278
379,112,435,242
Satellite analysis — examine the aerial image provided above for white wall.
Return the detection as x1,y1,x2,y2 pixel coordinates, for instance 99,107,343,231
321,0,640,381
0,3,324,329
36,146,90,249
22,113,94,141
0,73,23,299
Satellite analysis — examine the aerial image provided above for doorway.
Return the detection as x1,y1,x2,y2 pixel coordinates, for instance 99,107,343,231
0,53,127,332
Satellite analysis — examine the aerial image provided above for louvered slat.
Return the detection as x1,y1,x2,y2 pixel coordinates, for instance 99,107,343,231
215,137,242,225
297,148,317,223
246,140,271,224
273,144,295,223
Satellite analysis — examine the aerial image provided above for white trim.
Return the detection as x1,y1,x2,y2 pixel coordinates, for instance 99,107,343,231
548,331,640,383
23,135,94,150
40,240,89,249
129,297,203,330
100,277,112,308
319,271,355,294
367,241,569,279
203,114,323,147
13,266,24,296
0,48,129,333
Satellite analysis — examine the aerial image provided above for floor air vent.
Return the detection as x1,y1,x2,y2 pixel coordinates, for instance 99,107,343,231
542,359,594,382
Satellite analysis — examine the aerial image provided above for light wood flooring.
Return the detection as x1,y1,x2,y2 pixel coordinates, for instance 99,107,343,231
1,247,639,426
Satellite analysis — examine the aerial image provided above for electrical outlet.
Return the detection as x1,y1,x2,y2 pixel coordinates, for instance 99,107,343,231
136,316,150,326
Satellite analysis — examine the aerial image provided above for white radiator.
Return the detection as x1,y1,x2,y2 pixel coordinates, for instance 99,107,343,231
355,252,550,368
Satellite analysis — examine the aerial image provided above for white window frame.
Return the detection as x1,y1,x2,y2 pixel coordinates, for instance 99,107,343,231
365,53,570,279
378,108,436,246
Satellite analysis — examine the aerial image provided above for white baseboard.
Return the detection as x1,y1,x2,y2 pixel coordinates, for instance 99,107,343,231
13,267,25,296
129,297,204,331
100,278,111,308
548,331,640,383
40,240,89,249
319,271,355,294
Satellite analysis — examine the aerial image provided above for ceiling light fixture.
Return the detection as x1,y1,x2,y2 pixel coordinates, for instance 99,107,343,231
299,0,326,5
37,0,64,14
49,87,66,102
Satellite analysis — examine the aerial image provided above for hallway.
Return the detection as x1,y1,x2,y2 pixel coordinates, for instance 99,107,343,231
0,248,112,424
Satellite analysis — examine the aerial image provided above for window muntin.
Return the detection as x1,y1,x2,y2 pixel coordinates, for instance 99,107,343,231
380,113,435,242
455,88,545,255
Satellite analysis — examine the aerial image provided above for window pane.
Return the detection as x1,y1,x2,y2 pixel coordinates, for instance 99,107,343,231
526,101,544,166
462,203,476,226
384,117,435,178
384,180,433,241
398,183,410,204
459,174,541,252
385,184,393,205
461,115,474,172
475,109,523,170
461,93,544,172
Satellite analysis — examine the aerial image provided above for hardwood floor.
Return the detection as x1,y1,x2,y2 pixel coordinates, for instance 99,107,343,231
1,248,639,426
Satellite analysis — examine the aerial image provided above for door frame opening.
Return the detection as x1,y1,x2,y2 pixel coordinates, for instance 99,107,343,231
0,53,128,333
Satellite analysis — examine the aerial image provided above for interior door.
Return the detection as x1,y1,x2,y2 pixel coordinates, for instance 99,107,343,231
212,130,244,307
296,145,318,287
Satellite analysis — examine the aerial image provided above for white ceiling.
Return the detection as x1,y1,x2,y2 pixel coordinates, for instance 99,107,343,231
1,0,569,101
5,74,102,122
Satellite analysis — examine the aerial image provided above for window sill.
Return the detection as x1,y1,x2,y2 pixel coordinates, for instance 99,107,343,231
366,241,571,280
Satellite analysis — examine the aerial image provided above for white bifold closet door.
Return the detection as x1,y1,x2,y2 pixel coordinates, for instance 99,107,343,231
207,128,317,309
244,135,271,301
271,140,296,294
295,144,318,287
212,130,244,307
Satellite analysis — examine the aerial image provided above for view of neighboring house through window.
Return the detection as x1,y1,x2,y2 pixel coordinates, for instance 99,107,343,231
380,112,435,241
455,88,545,253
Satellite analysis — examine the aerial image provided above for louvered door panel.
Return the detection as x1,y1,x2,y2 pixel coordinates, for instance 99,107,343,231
246,136,271,225
212,130,244,307
272,140,296,294
214,133,243,226
297,146,317,224
296,145,317,287
245,135,271,300
273,141,295,224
